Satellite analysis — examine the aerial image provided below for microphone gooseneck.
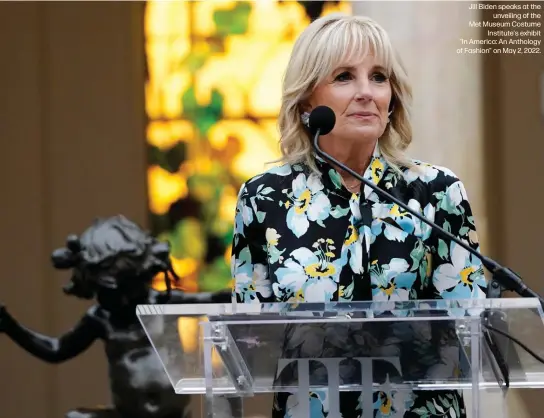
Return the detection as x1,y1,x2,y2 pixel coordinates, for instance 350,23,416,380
308,105,544,309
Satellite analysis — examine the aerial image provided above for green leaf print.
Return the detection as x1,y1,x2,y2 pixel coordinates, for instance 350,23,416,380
410,240,424,271
419,262,429,288
328,169,343,189
458,226,470,237
453,396,461,416
412,407,428,416
433,399,445,414
267,246,285,264
256,185,274,202
434,191,445,201
339,280,354,300
438,239,449,260
259,186,274,196
330,205,350,218
255,211,266,223
384,171,398,185
438,395,451,408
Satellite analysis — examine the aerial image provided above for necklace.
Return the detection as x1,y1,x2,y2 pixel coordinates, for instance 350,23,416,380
343,178,361,192
338,156,371,193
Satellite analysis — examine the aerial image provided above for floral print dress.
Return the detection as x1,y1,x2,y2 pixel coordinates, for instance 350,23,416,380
231,144,487,418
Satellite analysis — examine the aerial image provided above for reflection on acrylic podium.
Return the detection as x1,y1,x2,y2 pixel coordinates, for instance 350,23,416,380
137,298,544,418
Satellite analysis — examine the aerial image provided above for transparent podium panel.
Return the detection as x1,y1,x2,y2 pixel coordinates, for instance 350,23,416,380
136,298,544,418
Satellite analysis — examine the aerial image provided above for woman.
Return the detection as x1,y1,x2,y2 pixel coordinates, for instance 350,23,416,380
231,13,487,418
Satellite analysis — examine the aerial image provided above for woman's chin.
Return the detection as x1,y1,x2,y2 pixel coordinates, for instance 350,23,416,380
341,127,382,143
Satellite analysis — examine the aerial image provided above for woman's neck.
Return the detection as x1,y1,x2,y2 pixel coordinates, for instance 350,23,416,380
319,137,377,178
317,137,377,194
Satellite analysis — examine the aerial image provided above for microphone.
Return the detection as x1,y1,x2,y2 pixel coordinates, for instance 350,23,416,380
308,105,544,308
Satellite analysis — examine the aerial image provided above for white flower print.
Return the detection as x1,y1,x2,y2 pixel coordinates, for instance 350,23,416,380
370,258,417,302
433,242,486,300
265,228,285,264
273,239,342,302
265,228,280,245
404,199,436,240
282,173,331,238
232,247,272,303
284,390,327,418
404,163,439,185
371,202,416,242
435,181,468,215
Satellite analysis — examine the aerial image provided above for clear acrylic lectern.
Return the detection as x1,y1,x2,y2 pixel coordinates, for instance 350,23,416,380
136,298,544,418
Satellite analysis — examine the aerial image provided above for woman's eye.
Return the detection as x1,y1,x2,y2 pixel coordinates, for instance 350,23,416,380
372,72,388,83
334,71,352,82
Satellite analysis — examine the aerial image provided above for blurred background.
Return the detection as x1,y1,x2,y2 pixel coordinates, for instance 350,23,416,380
0,1,542,417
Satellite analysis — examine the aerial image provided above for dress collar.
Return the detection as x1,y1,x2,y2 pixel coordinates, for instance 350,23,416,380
314,142,388,199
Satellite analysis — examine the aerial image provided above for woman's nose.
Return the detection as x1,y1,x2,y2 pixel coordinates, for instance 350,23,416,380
354,80,373,101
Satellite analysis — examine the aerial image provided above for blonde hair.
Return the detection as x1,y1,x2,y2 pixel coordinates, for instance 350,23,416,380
277,13,414,174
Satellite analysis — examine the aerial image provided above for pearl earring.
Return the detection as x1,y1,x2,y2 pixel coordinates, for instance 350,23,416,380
301,111,310,127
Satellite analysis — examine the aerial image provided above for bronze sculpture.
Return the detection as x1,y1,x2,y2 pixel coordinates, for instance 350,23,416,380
0,215,231,418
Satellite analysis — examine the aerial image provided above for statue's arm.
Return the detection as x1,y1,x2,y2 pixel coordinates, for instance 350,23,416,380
164,289,232,304
0,305,103,364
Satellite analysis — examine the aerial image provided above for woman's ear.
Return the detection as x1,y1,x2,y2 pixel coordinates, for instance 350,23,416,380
300,100,312,113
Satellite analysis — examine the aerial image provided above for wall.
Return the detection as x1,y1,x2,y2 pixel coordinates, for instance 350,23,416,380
0,2,147,418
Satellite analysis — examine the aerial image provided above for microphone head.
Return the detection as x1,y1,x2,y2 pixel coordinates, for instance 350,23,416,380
309,106,336,136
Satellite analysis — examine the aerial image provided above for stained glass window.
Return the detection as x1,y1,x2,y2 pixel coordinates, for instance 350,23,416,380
144,0,352,293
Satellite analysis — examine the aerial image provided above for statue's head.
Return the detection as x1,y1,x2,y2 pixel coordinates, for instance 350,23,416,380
51,215,177,312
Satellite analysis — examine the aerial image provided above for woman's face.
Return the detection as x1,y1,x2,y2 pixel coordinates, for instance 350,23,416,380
307,53,393,143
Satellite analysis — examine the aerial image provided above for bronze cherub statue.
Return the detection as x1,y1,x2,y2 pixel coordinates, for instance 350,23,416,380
0,215,231,418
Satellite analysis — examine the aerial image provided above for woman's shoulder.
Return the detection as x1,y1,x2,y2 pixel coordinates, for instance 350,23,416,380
401,159,465,191
397,159,474,207
239,163,302,196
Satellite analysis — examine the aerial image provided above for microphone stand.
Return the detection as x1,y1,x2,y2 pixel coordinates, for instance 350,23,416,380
312,129,544,310
312,129,544,388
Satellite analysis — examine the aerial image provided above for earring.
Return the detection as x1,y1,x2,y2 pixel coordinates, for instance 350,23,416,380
301,111,310,127
387,108,394,123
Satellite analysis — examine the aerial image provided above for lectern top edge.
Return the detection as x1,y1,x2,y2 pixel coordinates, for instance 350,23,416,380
135,297,543,317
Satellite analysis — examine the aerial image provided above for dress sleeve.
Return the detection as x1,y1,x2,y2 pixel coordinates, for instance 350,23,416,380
231,183,274,304
429,177,488,300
